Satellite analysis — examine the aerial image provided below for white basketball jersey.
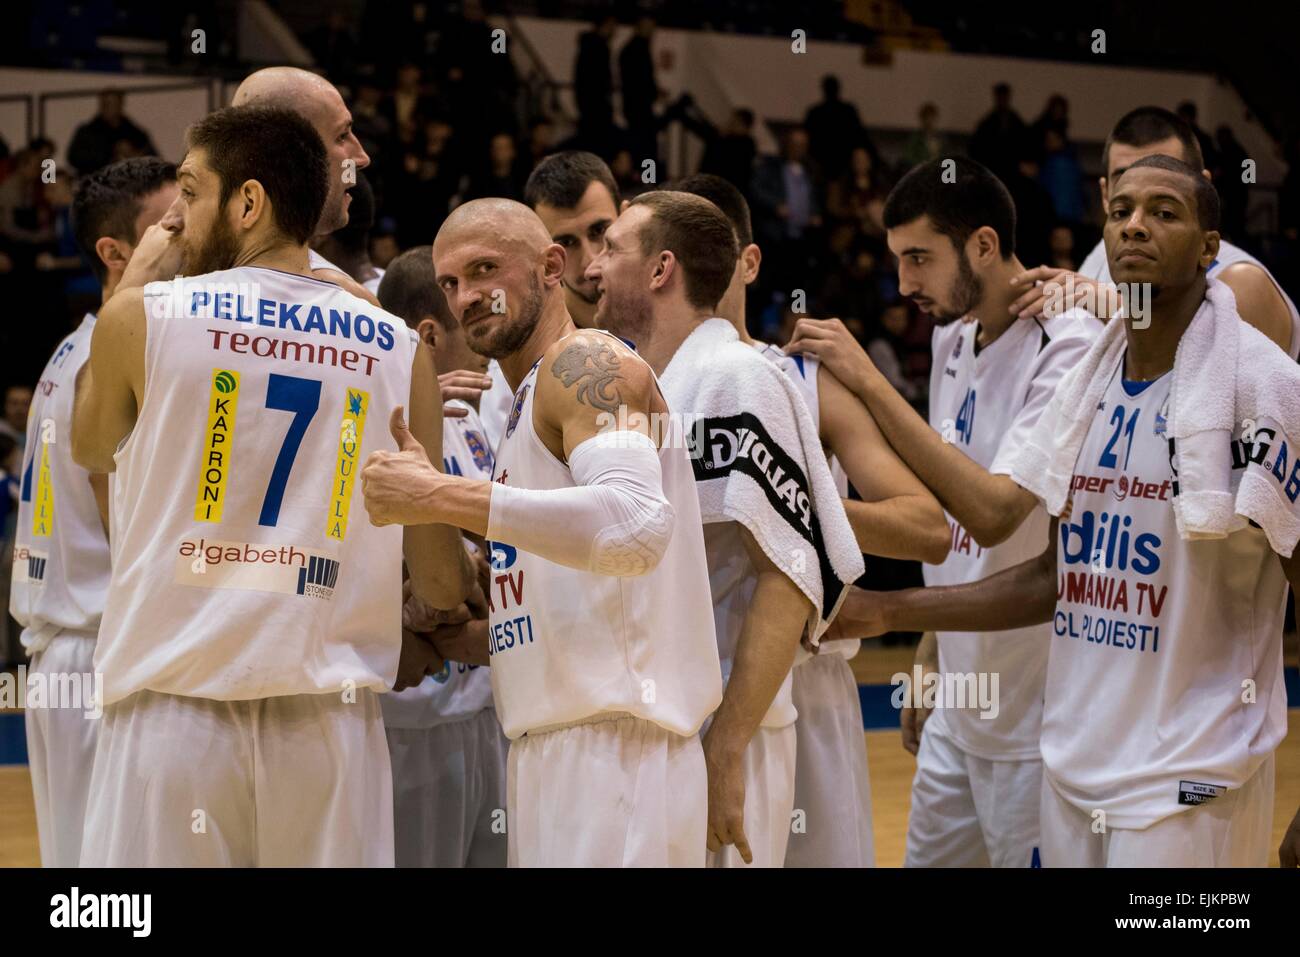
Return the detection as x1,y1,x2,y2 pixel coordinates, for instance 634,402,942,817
96,266,419,705
923,311,1096,760
478,359,513,452
1080,238,1300,361
382,400,496,729
755,342,858,664
485,335,723,739
10,314,111,652
1046,366,1289,828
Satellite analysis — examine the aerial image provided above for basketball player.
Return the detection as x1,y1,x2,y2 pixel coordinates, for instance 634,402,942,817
1009,106,1298,361
313,172,385,295
69,105,472,866
10,157,176,867
670,172,950,868
585,191,862,867
789,157,1097,867
375,246,508,868
232,66,381,308
835,157,1300,867
362,198,723,868
463,151,625,453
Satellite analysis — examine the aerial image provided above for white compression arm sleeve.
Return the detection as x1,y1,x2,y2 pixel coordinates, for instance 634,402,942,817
486,430,675,577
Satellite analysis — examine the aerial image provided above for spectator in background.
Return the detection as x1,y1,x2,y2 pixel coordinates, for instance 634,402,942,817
527,118,556,167
696,106,758,198
1038,128,1087,226
1031,93,1070,143
827,145,889,240
371,229,400,270
1003,148,1056,269
1213,125,1249,241
752,126,822,297
67,90,156,177
803,74,864,180
0,146,57,269
610,148,648,199
1177,101,1218,176
619,17,659,166
462,131,526,201
305,10,359,87
392,117,460,247
1049,224,1076,270
868,301,925,409
574,16,618,144
385,63,433,149
902,102,946,169
969,82,1026,180
351,79,393,168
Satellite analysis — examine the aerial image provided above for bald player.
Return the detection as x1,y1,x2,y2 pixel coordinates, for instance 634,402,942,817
232,66,381,308
470,151,625,452
670,173,949,868
1010,106,1298,361
361,198,723,867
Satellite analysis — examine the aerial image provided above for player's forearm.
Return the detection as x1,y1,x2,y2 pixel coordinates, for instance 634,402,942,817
861,549,1055,635
843,494,949,563
405,524,476,609
70,370,121,474
855,370,1025,545
708,571,809,755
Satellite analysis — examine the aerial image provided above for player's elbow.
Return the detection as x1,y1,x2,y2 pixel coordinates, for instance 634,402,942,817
589,496,675,577
969,514,1015,549
70,422,112,474
916,504,952,565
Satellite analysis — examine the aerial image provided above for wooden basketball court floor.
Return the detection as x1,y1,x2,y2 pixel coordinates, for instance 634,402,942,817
2,638,1298,867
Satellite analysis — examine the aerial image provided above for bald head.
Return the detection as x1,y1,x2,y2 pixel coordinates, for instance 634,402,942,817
435,198,554,258
232,66,369,235
432,199,567,361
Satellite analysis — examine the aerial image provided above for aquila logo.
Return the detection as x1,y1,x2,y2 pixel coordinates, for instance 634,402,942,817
465,430,493,473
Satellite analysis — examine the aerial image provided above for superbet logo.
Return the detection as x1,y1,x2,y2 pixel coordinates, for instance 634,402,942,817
1070,472,1171,503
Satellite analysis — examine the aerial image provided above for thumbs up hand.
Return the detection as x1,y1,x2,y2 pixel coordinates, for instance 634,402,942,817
362,406,441,527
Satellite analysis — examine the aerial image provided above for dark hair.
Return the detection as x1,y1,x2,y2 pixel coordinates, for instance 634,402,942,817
524,150,620,210
1113,155,1220,231
669,173,753,247
627,190,739,310
329,171,375,254
377,245,457,330
1104,106,1203,176
185,105,328,245
71,156,177,284
734,108,755,129
882,156,1017,259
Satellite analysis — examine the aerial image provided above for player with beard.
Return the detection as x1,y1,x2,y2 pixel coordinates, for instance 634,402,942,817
789,157,1097,867
459,152,626,454
669,173,949,868
361,198,723,867
1008,106,1297,361
70,106,472,866
230,66,381,308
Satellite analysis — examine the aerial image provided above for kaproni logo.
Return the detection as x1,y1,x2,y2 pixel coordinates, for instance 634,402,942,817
214,370,237,394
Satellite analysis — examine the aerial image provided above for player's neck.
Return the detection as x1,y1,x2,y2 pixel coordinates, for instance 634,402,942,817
235,239,311,276
500,300,575,391
638,306,712,376
969,255,1025,347
1123,276,1206,381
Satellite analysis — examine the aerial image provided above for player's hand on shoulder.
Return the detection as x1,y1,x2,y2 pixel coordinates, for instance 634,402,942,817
1008,266,1105,320
362,406,441,526
786,316,873,388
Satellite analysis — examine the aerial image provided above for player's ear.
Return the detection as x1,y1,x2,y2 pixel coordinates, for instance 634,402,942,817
94,236,129,277
650,250,674,291
235,179,268,231
541,242,566,286
1098,176,1108,205
971,226,999,266
416,317,439,352
1199,230,1221,271
742,242,762,285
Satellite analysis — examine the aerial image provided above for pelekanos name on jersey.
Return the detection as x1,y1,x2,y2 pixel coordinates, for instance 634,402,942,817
183,290,398,351
326,389,369,541
194,369,240,522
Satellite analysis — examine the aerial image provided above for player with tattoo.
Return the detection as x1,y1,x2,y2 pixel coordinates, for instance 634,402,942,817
361,198,723,867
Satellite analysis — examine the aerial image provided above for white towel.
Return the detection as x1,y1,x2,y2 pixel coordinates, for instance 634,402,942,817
660,318,865,641
1011,278,1300,556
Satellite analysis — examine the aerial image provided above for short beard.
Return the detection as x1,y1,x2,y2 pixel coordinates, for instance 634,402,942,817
596,283,653,345
181,213,241,275
930,249,984,325
563,277,601,305
468,272,545,360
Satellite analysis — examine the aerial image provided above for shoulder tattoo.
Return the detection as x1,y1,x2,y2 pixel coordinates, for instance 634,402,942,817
550,337,624,415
